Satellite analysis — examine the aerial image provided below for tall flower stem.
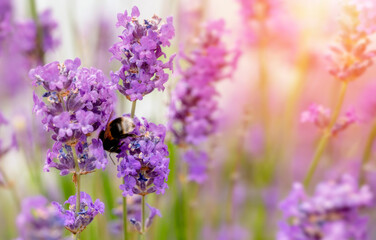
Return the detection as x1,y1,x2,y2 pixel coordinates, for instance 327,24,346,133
122,178,128,240
29,0,45,63
304,81,349,188
0,166,20,210
141,195,146,239
123,100,138,240
72,146,81,240
131,101,137,118
359,120,376,184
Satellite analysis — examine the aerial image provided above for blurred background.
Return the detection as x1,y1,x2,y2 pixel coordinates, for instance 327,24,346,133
1,0,376,239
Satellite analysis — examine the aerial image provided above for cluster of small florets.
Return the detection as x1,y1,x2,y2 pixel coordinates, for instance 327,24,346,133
278,175,373,240
168,20,237,183
301,103,357,135
30,58,116,143
169,19,236,146
116,116,169,196
52,192,104,235
30,58,115,174
15,196,65,240
110,196,161,233
109,6,175,101
46,137,107,175
327,1,376,81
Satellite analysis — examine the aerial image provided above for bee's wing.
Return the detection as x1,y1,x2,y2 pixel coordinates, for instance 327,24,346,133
103,111,114,139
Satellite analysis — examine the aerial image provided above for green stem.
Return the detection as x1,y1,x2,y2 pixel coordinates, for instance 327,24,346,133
0,167,20,211
359,120,376,185
141,195,146,239
304,81,348,188
29,0,45,63
123,99,138,240
72,147,81,240
123,178,128,240
131,101,137,118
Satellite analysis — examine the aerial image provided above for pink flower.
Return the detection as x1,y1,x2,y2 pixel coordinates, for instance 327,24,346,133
301,103,357,135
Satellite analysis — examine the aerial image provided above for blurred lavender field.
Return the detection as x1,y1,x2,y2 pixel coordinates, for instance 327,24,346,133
1,0,376,240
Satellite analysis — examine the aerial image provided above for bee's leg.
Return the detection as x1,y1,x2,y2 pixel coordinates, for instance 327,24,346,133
108,150,116,165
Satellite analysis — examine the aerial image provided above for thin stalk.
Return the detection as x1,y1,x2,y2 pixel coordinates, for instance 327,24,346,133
123,100,138,240
131,101,137,118
304,81,349,187
359,120,376,185
72,147,81,240
141,195,146,238
0,167,20,210
123,178,128,240
29,0,45,63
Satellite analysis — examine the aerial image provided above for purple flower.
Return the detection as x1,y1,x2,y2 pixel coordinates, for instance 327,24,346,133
182,150,208,184
109,6,175,101
168,19,238,184
30,58,116,144
301,103,357,135
0,8,59,98
16,196,65,240
45,136,107,176
169,19,238,146
116,116,169,197
52,192,104,235
278,175,373,240
202,224,250,240
110,196,161,234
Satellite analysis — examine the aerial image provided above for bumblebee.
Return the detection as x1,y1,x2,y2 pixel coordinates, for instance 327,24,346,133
99,115,136,153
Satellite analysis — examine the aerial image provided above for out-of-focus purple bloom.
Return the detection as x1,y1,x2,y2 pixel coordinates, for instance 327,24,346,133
30,58,116,143
278,175,373,240
0,112,17,158
110,196,161,234
301,103,357,135
109,6,175,101
357,83,376,121
182,150,208,184
39,9,59,51
168,19,238,184
202,224,250,240
52,192,104,235
0,0,11,19
0,8,59,98
169,19,238,146
16,196,65,240
116,116,169,197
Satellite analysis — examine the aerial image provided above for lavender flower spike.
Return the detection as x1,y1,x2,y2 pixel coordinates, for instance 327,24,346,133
30,58,116,175
30,58,116,144
278,174,373,240
16,196,65,240
53,192,104,235
109,6,175,101
116,116,169,197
